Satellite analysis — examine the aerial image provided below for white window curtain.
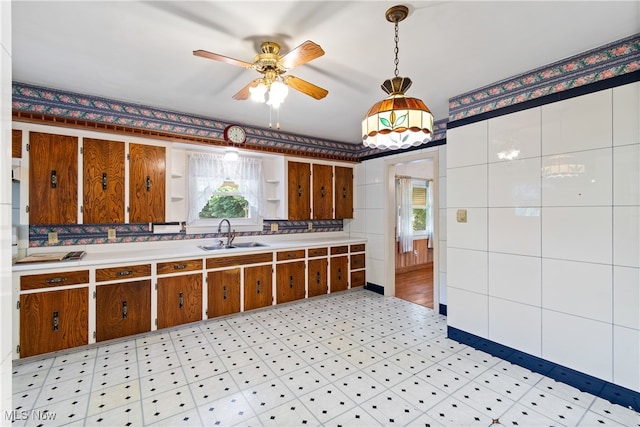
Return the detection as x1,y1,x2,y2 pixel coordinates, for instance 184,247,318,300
187,152,266,224
397,176,413,253
426,180,434,248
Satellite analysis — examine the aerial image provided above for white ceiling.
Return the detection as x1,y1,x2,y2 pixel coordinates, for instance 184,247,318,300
11,1,640,145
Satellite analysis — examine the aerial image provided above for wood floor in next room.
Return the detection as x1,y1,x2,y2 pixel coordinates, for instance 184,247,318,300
395,263,433,309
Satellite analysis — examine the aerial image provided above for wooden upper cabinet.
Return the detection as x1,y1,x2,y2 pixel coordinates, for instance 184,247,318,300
334,166,354,219
313,164,333,220
287,161,311,220
129,143,165,223
12,130,22,158
29,132,78,225
83,138,125,224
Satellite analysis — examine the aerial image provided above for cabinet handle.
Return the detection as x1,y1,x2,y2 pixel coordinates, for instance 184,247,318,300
338,268,342,280
179,292,183,309
116,270,132,277
316,271,321,284
289,275,294,288
45,277,67,284
297,184,303,197
52,311,59,331
257,280,261,294
173,264,187,270
102,172,108,190
146,175,151,192
51,170,57,189
287,253,296,258
122,301,128,319
321,186,325,197
342,187,347,198
223,285,227,300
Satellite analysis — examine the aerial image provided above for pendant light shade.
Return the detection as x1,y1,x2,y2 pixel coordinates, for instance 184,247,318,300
362,5,434,150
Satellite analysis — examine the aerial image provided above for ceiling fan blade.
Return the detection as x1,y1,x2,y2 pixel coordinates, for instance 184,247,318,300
280,40,325,69
283,75,328,100
193,50,254,68
233,79,262,100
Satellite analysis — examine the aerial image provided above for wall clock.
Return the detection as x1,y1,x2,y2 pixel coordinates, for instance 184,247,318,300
223,125,247,144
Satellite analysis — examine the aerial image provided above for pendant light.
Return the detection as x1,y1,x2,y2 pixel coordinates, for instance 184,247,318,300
362,5,434,150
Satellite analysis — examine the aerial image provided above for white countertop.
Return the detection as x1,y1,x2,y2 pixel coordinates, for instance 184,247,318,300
12,234,367,272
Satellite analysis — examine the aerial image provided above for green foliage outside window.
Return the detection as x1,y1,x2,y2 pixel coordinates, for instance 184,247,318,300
199,184,248,219
413,208,427,231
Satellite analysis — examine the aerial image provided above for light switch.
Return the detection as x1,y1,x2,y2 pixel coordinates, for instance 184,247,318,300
456,209,468,223
270,223,278,232
48,232,58,244
108,228,117,239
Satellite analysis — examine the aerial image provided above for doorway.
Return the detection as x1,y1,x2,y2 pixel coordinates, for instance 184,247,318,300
393,158,435,308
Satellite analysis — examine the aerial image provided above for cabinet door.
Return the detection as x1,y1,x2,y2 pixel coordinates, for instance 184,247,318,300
308,258,328,297
29,132,78,225
287,161,311,220
129,143,165,223
330,256,349,292
83,138,125,224
157,273,202,329
96,280,151,342
276,261,305,304
313,164,333,219
20,287,88,358
244,265,273,311
12,129,22,158
208,268,241,318
334,166,353,219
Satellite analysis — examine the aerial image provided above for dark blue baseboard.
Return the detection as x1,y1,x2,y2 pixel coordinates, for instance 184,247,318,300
447,326,640,412
439,303,447,316
363,282,384,295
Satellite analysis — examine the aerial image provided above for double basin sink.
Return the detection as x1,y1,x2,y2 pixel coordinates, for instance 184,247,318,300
199,241,270,251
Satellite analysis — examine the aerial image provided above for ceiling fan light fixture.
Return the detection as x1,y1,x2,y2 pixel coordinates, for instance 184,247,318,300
362,5,434,150
249,81,268,103
223,147,239,162
267,79,288,109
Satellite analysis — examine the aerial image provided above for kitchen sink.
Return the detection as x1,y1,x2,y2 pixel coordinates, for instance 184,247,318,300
233,241,269,248
198,241,269,251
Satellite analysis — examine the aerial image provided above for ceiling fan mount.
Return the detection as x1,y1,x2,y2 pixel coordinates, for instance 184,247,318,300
194,40,328,101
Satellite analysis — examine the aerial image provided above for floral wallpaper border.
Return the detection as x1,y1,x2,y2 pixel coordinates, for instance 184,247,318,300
448,33,640,122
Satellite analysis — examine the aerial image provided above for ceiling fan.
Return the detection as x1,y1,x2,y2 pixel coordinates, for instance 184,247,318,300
193,40,329,103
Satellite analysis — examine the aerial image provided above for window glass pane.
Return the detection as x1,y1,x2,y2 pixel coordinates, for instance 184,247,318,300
413,208,427,231
199,181,249,219
412,186,427,205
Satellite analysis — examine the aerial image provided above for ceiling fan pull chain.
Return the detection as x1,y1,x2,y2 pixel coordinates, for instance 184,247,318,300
394,21,400,77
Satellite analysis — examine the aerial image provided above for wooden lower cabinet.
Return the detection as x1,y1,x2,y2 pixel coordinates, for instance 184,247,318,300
308,258,328,297
208,268,241,318
351,270,366,287
20,287,88,358
157,273,203,329
244,265,273,311
330,256,349,292
96,280,151,342
276,261,305,304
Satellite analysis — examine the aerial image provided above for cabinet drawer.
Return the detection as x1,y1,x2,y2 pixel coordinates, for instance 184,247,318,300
308,247,328,258
277,249,306,261
96,264,151,282
351,270,366,287
21,270,89,291
330,245,348,255
157,259,202,275
351,254,365,270
350,244,365,253
206,252,273,269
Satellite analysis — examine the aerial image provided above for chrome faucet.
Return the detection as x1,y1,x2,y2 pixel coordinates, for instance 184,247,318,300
217,218,235,247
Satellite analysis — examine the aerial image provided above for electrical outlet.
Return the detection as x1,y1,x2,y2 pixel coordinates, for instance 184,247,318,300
456,209,468,223
308,222,313,230
270,223,278,232
48,232,58,244
108,228,116,239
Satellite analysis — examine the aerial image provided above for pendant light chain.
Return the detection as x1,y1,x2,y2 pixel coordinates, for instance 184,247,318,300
394,21,400,77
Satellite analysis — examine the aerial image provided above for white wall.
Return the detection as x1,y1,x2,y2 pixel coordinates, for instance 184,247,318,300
0,0,12,420
446,82,640,391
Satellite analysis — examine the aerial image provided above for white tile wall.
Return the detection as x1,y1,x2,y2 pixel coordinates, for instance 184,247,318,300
488,107,541,162
446,207,487,251
447,288,488,338
542,310,613,382
488,252,541,306
613,82,640,147
541,148,612,207
488,207,540,256
446,164,487,208
447,121,487,168
541,206,612,264
488,157,541,207
447,248,487,294
541,89,613,155
613,266,640,329
542,258,612,323
488,297,541,357
613,325,640,391
613,206,639,268
613,144,639,205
